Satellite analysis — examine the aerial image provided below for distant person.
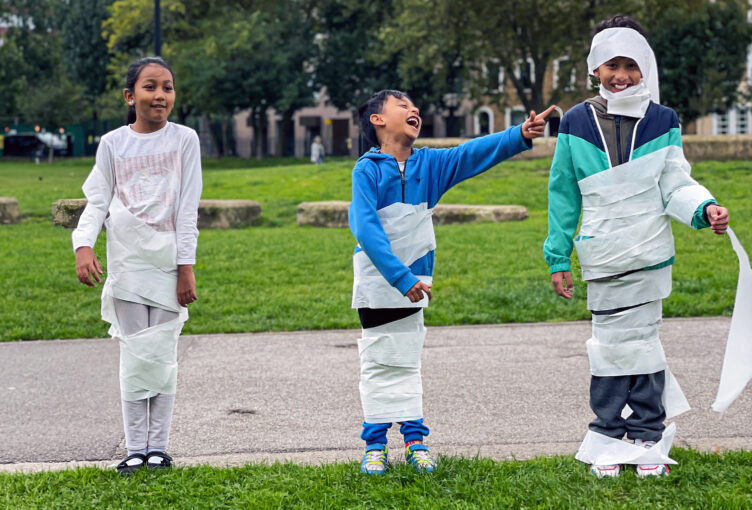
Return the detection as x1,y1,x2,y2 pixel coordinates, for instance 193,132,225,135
350,89,553,475
72,56,202,475
310,135,325,164
544,15,728,478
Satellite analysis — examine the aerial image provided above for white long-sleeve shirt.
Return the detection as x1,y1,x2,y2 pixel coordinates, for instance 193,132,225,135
72,122,202,265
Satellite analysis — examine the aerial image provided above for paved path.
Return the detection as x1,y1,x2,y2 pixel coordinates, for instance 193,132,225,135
2,317,751,473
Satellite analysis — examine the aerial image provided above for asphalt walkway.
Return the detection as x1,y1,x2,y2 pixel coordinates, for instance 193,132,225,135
2,317,750,473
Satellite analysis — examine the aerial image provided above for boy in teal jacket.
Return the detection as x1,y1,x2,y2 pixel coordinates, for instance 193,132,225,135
544,16,728,478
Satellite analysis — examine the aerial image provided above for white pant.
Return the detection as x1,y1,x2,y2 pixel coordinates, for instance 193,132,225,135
114,299,178,453
359,311,426,423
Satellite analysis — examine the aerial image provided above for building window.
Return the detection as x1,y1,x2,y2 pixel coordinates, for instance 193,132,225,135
474,107,494,136
737,107,749,134
514,58,535,92
483,60,505,93
553,57,576,91
717,111,729,134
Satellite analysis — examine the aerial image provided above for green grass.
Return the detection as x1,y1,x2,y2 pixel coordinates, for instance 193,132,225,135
1,157,750,340
3,450,752,508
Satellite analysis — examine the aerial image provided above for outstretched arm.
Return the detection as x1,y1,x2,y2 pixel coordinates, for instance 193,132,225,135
433,106,556,197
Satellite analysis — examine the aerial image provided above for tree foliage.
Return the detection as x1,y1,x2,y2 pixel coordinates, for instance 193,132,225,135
648,0,752,126
314,0,401,112
59,0,113,120
103,0,317,158
0,0,85,133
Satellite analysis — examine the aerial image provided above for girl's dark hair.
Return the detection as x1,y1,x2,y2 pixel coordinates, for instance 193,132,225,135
358,89,409,148
593,15,647,38
124,56,175,125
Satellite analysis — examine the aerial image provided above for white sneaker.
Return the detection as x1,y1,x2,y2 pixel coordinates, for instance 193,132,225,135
589,464,621,478
634,439,670,477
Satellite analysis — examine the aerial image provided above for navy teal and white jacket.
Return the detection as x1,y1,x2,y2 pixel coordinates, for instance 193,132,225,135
544,99,716,278
350,126,530,309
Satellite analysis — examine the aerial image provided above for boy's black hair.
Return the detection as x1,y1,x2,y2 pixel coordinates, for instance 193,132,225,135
124,56,175,125
358,89,410,148
593,14,647,38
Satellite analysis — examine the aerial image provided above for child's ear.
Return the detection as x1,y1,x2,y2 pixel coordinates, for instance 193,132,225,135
592,69,600,78
123,88,134,105
370,113,386,127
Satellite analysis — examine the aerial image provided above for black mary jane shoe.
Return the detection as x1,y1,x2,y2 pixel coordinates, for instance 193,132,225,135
145,451,173,470
116,453,146,475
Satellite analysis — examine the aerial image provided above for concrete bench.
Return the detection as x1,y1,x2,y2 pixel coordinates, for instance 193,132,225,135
297,201,528,228
197,199,261,229
51,199,262,229
0,197,22,224
52,198,87,228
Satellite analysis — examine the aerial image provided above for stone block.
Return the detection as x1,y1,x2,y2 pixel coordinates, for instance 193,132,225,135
52,198,262,229
297,201,350,228
52,199,87,228
0,197,22,224
198,199,262,229
296,201,528,228
432,204,528,225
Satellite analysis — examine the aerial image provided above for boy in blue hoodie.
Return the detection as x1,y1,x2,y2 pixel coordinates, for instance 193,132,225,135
350,89,553,474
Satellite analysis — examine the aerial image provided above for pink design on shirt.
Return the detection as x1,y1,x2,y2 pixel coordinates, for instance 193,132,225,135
114,150,182,231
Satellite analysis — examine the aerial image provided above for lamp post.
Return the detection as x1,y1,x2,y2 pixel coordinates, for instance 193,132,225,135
154,0,161,56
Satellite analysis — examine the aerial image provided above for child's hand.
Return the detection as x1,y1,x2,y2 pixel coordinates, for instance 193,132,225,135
75,246,103,287
521,105,556,139
707,204,729,235
177,265,197,306
551,271,573,299
406,281,432,303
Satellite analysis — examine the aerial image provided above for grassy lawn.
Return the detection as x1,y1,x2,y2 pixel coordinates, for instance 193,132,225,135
3,450,752,508
1,157,749,340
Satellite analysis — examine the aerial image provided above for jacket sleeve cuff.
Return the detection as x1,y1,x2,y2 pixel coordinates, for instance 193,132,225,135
517,125,533,150
692,199,717,229
394,272,420,295
549,263,571,274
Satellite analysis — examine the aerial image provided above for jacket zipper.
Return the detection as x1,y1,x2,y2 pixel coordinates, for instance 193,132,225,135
399,162,406,203
615,115,622,165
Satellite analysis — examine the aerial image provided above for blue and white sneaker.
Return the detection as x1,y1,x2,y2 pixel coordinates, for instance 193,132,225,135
405,441,436,473
360,444,388,475
634,439,670,478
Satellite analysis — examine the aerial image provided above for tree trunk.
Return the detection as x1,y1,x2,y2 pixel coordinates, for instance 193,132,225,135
253,109,268,161
279,112,295,157
221,117,230,158
203,114,222,160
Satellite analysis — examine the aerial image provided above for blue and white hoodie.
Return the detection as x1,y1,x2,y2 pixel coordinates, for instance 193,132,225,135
349,126,530,309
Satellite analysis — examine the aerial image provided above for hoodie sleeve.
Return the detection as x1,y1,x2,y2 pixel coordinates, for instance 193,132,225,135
349,162,420,295
432,125,531,197
543,128,581,273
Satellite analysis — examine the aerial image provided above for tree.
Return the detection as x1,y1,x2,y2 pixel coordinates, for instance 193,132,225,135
379,0,479,136
0,0,85,161
649,0,752,127
315,0,401,112
60,0,113,121
103,0,318,158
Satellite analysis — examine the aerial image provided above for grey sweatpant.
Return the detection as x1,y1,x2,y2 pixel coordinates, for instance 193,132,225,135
114,298,179,453
589,370,666,443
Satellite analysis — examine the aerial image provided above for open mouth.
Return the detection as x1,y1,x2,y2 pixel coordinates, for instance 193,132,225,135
611,83,630,92
151,104,167,109
406,116,420,129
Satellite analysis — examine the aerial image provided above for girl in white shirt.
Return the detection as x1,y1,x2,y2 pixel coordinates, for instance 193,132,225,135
73,56,202,475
